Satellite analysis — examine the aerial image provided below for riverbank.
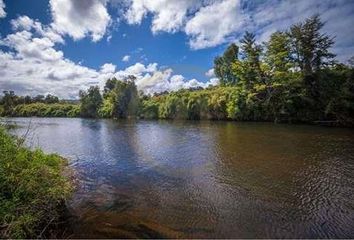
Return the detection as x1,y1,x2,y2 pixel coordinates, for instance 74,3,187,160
0,124,74,238
5,117,354,238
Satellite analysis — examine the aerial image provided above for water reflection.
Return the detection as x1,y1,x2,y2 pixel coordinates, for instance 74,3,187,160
8,118,354,238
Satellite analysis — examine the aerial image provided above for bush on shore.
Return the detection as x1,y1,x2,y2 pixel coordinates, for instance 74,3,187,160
0,126,73,238
8,103,80,118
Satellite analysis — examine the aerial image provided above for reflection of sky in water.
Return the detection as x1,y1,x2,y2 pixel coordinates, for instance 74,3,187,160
8,118,354,238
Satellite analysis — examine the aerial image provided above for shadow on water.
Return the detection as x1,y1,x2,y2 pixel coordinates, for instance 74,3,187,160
8,118,354,238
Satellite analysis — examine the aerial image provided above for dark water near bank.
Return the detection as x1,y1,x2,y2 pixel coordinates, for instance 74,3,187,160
8,118,354,238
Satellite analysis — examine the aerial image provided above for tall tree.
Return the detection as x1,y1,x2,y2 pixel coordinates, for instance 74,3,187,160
44,94,59,104
289,15,335,75
33,95,45,103
289,15,335,99
232,32,264,90
100,77,139,118
103,77,118,96
1,91,16,115
265,31,292,76
214,43,239,85
79,86,103,118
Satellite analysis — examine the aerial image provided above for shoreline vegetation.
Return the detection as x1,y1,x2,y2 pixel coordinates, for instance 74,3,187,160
1,16,353,127
0,124,73,238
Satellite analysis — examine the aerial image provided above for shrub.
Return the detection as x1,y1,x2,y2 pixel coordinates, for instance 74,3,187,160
0,127,73,238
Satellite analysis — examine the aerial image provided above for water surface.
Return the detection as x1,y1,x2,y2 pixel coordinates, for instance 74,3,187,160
8,118,354,238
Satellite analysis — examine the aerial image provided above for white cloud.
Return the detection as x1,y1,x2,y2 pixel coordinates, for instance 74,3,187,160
3,16,66,63
99,61,218,95
0,16,107,98
0,0,5,18
205,68,215,78
11,16,34,30
122,0,354,61
122,55,130,62
117,62,157,76
100,63,116,73
185,0,247,49
0,16,214,98
10,16,64,43
124,0,247,48
125,0,200,34
49,0,111,42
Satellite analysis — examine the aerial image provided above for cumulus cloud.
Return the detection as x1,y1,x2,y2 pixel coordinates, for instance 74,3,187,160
100,63,116,73
205,68,215,78
114,63,218,95
123,0,246,48
0,0,5,18
49,0,111,42
121,0,354,61
122,55,130,62
10,16,64,43
0,16,215,98
125,0,199,34
0,16,108,98
185,0,247,49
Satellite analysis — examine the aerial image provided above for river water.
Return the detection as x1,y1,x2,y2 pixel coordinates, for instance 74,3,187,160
8,118,354,238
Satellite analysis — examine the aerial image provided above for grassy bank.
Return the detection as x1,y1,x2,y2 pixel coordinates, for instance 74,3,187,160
0,125,73,238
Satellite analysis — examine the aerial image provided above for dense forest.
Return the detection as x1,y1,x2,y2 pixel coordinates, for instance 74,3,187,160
1,16,353,126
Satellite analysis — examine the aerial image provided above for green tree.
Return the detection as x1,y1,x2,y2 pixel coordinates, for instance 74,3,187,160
103,77,118,96
44,94,59,104
214,43,239,85
33,94,45,103
79,86,103,118
289,15,335,75
289,15,335,100
1,91,17,116
265,31,292,77
231,32,264,91
140,99,160,119
108,76,140,118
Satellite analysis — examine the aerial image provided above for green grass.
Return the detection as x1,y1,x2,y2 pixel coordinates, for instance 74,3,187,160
0,126,73,238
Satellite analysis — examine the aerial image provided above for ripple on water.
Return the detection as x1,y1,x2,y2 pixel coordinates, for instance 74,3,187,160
8,118,354,238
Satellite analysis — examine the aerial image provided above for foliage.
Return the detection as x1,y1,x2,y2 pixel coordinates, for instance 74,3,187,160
0,127,72,238
214,43,239,85
0,91,79,118
100,76,140,118
79,86,102,118
1,103,80,118
139,99,160,119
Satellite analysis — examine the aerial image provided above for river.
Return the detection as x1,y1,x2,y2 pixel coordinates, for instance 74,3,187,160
8,118,354,238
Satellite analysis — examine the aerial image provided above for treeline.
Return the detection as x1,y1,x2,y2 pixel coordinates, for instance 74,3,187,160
76,15,353,126
1,16,353,126
0,91,80,117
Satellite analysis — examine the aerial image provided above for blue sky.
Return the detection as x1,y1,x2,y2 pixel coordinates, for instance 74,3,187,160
0,0,354,98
